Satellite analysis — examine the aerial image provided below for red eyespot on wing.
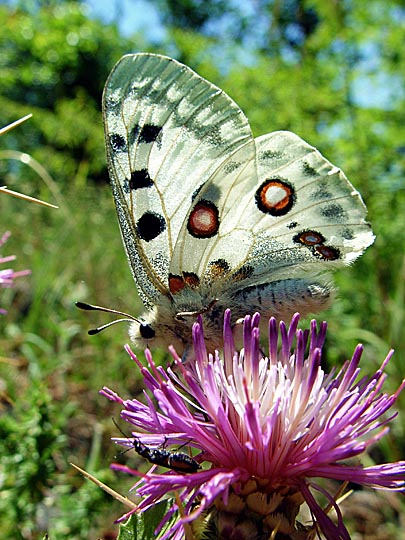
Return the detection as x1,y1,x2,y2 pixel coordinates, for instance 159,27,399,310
187,201,219,238
294,230,326,246
169,274,185,294
255,178,296,216
183,272,200,288
315,245,340,260
169,272,200,294
293,230,341,261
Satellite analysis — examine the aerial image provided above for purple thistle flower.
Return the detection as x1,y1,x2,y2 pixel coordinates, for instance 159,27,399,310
0,231,30,314
101,310,405,540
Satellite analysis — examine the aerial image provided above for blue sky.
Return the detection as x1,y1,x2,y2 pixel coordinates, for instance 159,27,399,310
83,0,403,110
85,0,165,41
4,0,401,110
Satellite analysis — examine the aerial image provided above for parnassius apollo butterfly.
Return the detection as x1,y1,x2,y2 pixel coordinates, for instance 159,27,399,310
100,53,374,357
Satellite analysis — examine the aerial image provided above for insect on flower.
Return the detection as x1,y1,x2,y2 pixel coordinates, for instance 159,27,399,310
102,310,405,540
133,441,201,474
112,419,201,474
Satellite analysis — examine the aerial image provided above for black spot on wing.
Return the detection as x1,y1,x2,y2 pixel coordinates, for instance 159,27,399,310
199,124,222,146
104,97,121,116
129,124,162,146
320,203,346,222
110,133,127,153
311,180,332,201
223,161,242,174
302,161,318,176
173,113,224,147
129,169,154,189
341,228,355,240
258,149,283,162
137,212,166,242
139,124,162,143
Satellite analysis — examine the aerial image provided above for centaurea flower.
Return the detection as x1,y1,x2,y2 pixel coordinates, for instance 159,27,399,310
0,231,30,314
102,311,405,540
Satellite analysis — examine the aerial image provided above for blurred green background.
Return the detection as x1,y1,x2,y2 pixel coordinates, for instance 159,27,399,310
1,0,404,538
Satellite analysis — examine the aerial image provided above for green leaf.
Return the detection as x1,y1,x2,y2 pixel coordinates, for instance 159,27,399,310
118,499,175,540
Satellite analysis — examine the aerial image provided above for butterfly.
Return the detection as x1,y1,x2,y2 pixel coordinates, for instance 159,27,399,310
95,53,374,357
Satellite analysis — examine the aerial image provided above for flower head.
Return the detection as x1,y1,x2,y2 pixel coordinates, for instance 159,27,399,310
102,311,405,540
0,231,30,314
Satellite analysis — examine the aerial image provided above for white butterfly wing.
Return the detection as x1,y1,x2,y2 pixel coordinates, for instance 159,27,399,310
169,129,374,317
102,53,253,308
250,131,374,263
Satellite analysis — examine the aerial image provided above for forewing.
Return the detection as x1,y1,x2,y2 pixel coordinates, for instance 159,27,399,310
102,53,253,307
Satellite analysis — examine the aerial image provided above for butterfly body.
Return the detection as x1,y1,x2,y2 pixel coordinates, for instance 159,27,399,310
128,273,332,355
102,53,374,356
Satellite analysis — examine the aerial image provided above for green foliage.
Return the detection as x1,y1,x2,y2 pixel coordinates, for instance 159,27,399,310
117,501,174,540
1,186,143,539
0,2,132,186
0,382,65,537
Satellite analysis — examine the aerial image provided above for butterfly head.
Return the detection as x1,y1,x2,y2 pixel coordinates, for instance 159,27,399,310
128,293,229,358
128,303,195,355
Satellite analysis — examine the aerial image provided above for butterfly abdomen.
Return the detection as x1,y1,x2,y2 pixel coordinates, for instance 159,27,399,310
231,279,332,322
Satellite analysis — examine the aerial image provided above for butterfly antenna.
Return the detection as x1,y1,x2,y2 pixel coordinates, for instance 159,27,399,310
87,319,135,335
75,301,141,335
